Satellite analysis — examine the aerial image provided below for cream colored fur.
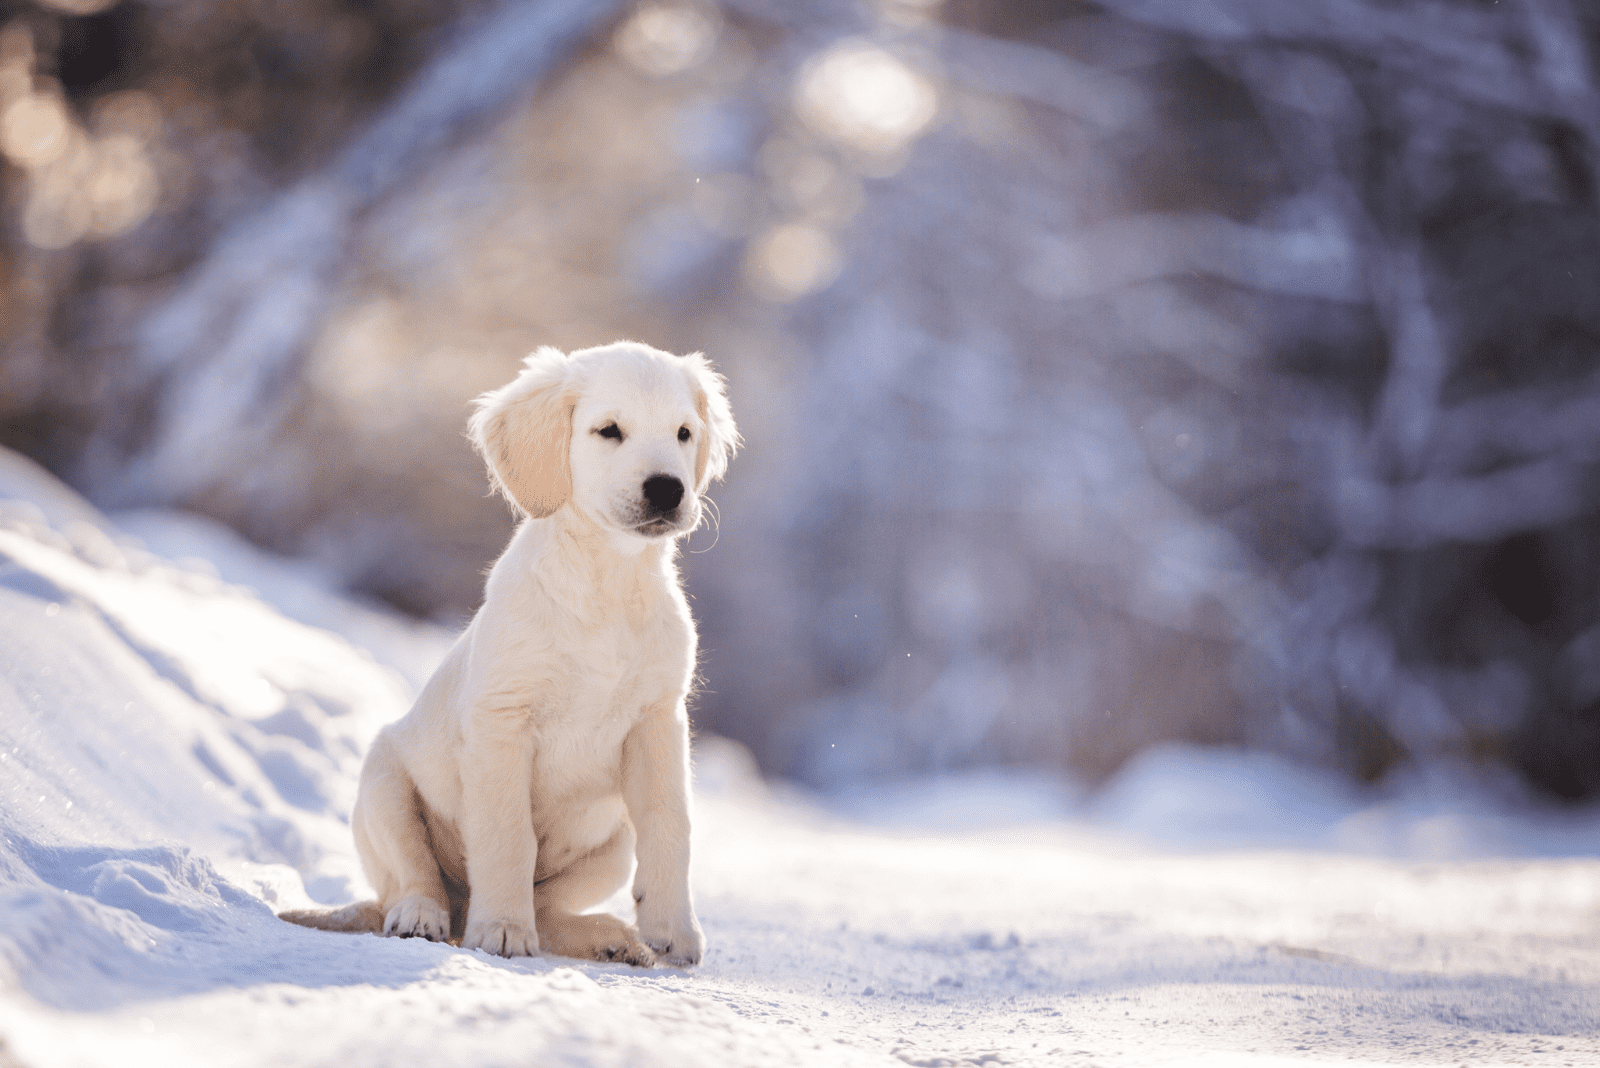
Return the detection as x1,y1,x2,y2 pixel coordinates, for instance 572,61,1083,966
280,341,735,966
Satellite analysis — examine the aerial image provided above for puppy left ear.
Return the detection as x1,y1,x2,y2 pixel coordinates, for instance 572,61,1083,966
469,347,576,518
683,352,738,493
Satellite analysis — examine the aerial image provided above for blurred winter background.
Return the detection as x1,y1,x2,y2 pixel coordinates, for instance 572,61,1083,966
2,0,1598,801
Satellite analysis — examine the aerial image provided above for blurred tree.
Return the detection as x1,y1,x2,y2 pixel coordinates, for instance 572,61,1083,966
3,0,1598,798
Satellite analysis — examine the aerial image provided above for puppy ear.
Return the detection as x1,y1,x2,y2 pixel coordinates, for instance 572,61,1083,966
469,347,575,518
682,352,738,492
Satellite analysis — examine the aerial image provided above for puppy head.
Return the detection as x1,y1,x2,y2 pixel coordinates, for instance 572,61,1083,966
471,342,737,541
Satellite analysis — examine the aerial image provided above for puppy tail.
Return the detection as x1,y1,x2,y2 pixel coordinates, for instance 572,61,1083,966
278,900,385,934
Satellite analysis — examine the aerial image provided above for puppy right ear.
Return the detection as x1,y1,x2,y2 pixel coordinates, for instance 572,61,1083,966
469,347,575,518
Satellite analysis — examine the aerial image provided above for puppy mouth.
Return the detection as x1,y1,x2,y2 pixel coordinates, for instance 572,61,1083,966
633,518,678,537
632,505,701,538
618,494,698,539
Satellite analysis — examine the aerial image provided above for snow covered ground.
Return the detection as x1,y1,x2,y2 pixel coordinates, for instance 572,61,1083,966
1,448,1597,1068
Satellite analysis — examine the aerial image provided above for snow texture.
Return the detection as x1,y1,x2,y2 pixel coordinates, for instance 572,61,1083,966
1,450,1598,1066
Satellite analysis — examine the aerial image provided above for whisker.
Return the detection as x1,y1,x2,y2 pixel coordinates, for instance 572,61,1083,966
688,495,722,553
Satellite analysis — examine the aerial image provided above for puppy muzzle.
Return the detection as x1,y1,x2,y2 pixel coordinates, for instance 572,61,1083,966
631,475,693,537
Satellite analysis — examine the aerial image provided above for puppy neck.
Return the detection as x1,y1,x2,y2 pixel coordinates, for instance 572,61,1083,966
537,506,675,587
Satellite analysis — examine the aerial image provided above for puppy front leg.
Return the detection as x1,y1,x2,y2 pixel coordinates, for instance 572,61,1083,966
459,708,540,957
621,703,705,966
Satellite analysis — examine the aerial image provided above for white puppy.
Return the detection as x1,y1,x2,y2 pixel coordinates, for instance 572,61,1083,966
282,341,736,965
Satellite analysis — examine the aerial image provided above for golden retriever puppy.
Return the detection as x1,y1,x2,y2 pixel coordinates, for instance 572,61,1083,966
282,341,736,965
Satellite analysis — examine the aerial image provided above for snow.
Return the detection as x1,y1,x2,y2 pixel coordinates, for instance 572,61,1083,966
2,452,1599,1067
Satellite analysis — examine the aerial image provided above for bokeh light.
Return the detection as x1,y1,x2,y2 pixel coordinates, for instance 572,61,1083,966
614,0,722,77
794,40,938,161
0,24,162,250
743,222,841,302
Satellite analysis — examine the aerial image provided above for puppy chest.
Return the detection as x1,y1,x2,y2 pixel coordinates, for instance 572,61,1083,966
529,632,686,778
528,686,638,799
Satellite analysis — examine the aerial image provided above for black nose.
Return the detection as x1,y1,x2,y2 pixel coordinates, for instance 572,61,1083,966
643,475,684,515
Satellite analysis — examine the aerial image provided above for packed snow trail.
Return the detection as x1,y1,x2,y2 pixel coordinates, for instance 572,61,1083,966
0,448,1597,1067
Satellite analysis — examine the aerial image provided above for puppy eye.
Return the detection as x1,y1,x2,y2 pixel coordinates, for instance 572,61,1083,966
598,423,623,441
678,426,691,443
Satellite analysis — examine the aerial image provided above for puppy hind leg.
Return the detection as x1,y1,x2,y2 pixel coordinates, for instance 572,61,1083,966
353,733,452,942
535,826,654,967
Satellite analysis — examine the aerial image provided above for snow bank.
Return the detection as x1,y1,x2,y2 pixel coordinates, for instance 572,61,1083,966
2,450,1598,1067
109,507,453,693
0,453,430,993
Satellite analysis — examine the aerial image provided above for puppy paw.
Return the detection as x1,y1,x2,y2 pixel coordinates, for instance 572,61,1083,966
638,911,705,967
462,917,539,957
540,912,656,968
382,895,450,941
